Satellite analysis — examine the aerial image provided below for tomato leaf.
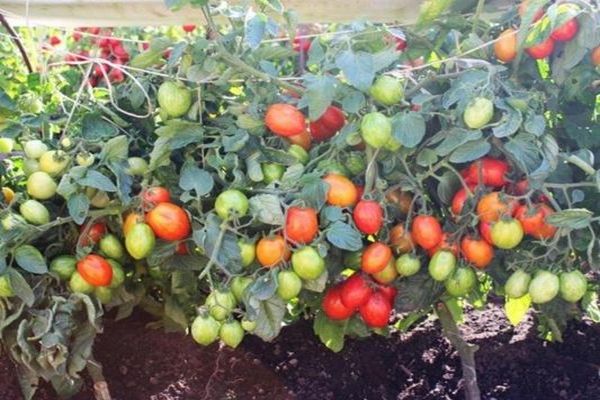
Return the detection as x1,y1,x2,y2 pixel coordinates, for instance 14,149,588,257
7,268,34,306
581,291,600,323
326,221,363,251
505,294,532,326
14,245,47,274
249,194,284,225
78,170,117,192
244,12,267,50
313,311,346,352
250,295,286,342
81,113,118,141
335,50,374,92
546,208,593,230
449,139,490,163
392,112,426,148
301,74,336,121
444,298,464,324
179,161,214,196
67,193,90,225
302,270,328,293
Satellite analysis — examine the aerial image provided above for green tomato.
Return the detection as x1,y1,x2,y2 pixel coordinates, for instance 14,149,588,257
384,136,402,151
238,240,256,267
344,152,366,176
428,250,457,282
215,189,249,221
23,140,48,159
370,76,405,106
88,189,110,209
125,223,156,260
69,271,94,294
241,318,257,332
277,270,303,300
0,275,14,297
491,219,524,249
19,199,50,225
0,138,14,153
76,152,95,167
18,93,43,114
1,213,26,231
127,157,148,176
395,254,421,277
360,112,392,148
288,144,309,165
231,276,252,302
205,289,237,321
444,266,477,297
559,270,587,303
291,246,325,280
107,260,125,289
464,97,494,129
191,314,220,346
157,81,192,118
528,270,559,304
262,163,285,184
316,159,350,176
50,255,77,281
99,234,125,260
39,150,70,176
27,172,57,200
22,158,40,176
504,270,532,298
219,320,245,348
95,286,113,304
60,137,73,150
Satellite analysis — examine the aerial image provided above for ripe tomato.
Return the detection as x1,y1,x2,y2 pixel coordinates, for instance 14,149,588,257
50,255,77,281
323,173,358,207
264,103,306,137
359,291,391,328
341,273,373,309
525,37,555,59
287,130,312,150
293,36,312,53
182,24,196,33
19,199,50,225
411,215,443,250
277,270,303,300
385,188,412,214
79,222,107,247
285,206,318,244
77,254,113,287
528,270,559,304
353,200,384,235
395,253,421,276
238,240,256,267
220,320,244,348
445,266,477,297
123,212,144,236
389,224,414,254
551,18,578,42
592,47,600,66
142,187,171,208
504,269,532,298
292,246,325,280
125,223,156,260
256,235,290,268
427,232,459,257
460,236,494,269
372,259,398,284
479,222,493,244
360,112,392,148
146,203,191,241
379,285,397,304
464,97,494,129
361,242,393,274
518,0,544,22
206,289,236,321
515,204,557,239
369,76,404,106
214,189,249,221
491,218,524,249
191,314,220,346
462,158,509,187
451,186,475,216
27,171,57,200
323,285,355,320
428,250,457,282
309,106,345,142
559,271,587,303
476,192,516,223
494,28,518,63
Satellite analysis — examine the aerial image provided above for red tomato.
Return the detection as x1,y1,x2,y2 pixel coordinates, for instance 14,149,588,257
395,37,407,51
264,104,306,137
77,254,113,286
353,200,384,235
411,215,443,250
109,68,124,83
285,206,318,244
293,37,312,53
361,242,393,274
341,273,373,309
322,285,355,320
479,222,493,244
427,232,459,257
515,204,557,239
461,158,509,188
309,106,346,142
49,36,61,46
146,203,191,241
182,24,197,33
451,186,475,216
461,236,494,269
176,242,189,255
79,222,107,247
378,285,397,304
142,187,171,208
526,37,555,59
359,291,391,328
355,185,365,201
477,192,517,223
551,18,578,42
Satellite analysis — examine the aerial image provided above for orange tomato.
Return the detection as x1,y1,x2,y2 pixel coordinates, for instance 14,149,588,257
323,173,358,207
476,192,516,223
1,187,15,203
591,46,600,66
264,104,306,137
514,204,557,239
411,215,443,250
256,235,290,267
361,242,393,274
285,206,319,244
461,236,494,269
146,203,191,241
494,28,518,63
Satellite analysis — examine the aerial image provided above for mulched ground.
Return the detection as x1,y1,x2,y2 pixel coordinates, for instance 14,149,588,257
0,302,599,400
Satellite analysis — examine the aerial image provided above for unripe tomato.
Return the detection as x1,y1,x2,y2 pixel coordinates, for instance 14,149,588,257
360,112,392,148
359,291,391,328
141,187,171,208
256,235,290,267
50,255,77,281
1,214,25,231
353,200,384,235
515,204,557,239
389,224,414,254
23,159,40,176
157,81,192,118
231,276,252,302
525,36,555,59
108,260,125,289
345,152,367,177
309,106,345,142
369,76,404,106
491,219,524,249
411,215,443,250
518,0,544,22
464,97,494,129
39,150,70,176
292,246,325,280
551,18,578,42
79,222,107,247
23,140,48,159
277,270,303,300
462,157,509,188
77,254,113,287
323,173,358,207
220,320,244,348
451,186,474,216
494,28,518,63
264,103,306,137
528,270,559,304
60,137,73,150
287,130,312,150
361,242,393,274
288,144,309,165
0,275,14,297
323,285,355,320
285,206,318,244
146,203,191,241
445,266,477,297
87,188,110,209
191,314,220,346
241,318,257,332
19,199,50,225
505,270,532,298
1,187,14,203
123,212,144,236
27,171,57,200
69,271,94,294
428,250,457,281
76,152,95,167
559,270,587,303
476,192,516,223
206,289,237,321
127,157,149,176
317,159,350,176
460,236,494,269
340,273,372,309
262,163,285,183
480,222,494,244
372,259,398,284
395,253,421,276
592,47,600,66
214,189,249,221
99,233,125,260
93,286,112,304
379,285,397,304
238,240,256,267
0,138,14,153
125,223,156,260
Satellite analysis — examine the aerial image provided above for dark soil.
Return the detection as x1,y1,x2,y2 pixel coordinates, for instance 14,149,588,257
1,303,599,400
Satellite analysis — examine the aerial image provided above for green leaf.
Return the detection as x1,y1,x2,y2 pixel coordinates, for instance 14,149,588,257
524,114,546,136
335,51,374,91
99,135,129,163
417,0,453,28
81,113,118,141
416,148,438,167
194,215,242,274
326,221,363,251
392,112,426,148
249,194,284,225
313,311,346,352
67,193,90,225
250,295,286,341
581,291,600,323
341,90,365,114
546,208,593,230
179,161,214,196
14,245,47,274
244,13,267,50
449,139,490,163
302,74,336,121
78,170,117,192
504,294,532,326
435,128,481,156
492,100,522,138
444,298,464,324
7,268,34,306
302,270,328,293
297,176,328,210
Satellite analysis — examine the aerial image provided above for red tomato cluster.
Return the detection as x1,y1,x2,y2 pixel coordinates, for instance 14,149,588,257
141,187,191,242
